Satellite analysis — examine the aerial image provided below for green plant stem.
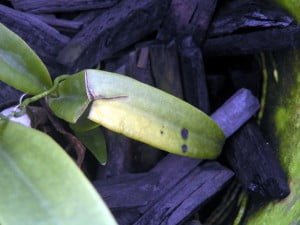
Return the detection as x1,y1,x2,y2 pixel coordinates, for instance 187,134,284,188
257,53,268,124
233,192,248,225
15,75,70,116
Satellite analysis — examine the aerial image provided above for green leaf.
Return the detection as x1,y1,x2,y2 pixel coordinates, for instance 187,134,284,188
47,71,90,123
86,69,225,159
0,119,117,225
69,106,99,132
0,23,52,95
73,127,107,165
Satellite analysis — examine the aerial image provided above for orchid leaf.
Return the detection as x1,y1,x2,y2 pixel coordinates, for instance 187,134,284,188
47,71,90,123
0,119,117,225
73,127,107,165
85,69,225,159
0,23,52,95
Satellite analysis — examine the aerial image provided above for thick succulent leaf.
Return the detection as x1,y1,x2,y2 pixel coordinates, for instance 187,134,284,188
0,119,117,225
74,127,107,165
69,106,99,132
86,69,225,159
0,23,52,95
47,71,90,123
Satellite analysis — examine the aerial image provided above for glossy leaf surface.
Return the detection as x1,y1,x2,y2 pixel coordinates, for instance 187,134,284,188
74,127,107,165
86,70,225,159
0,119,117,225
0,23,52,95
47,72,90,123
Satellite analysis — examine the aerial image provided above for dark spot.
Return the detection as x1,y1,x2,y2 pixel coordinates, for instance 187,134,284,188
160,130,164,135
181,144,188,153
181,128,189,140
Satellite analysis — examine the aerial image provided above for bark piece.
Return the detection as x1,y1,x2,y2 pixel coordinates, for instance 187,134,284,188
94,173,159,208
10,0,120,13
226,121,290,199
211,88,260,137
32,14,83,34
178,35,210,113
134,162,233,225
203,25,300,56
158,0,218,43
208,0,293,37
149,41,183,98
57,0,170,73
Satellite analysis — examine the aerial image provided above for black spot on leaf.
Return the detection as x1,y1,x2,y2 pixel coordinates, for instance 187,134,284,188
181,144,188,153
181,128,189,139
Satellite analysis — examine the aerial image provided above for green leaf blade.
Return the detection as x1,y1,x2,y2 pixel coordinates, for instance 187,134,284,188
74,127,107,165
0,120,117,225
47,71,90,123
86,69,225,159
0,23,52,95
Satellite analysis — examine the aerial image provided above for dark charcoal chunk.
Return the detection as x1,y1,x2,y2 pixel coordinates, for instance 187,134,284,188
94,173,159,209
157,0,218,43
134,162,233,225
203,25,300,56
74,10,104,28
94,154,201,225
178,35,210,113
208,0,293,38
97,129,133,178
149,41,184,98
228,56,262,98
0,82,22,108
57,0,171,73
0,5,69,76
225,121,290,200
94,154,233,225
211,89,260,138
10,0,120,13
150,154,201,193
32,14,83,34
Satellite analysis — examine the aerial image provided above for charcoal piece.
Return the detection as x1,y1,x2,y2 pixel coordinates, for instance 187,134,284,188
94,154,202,225
32,14,83,34
150,154,201,193
57,0,170,73
126,47,155,86
149,41,183,98
0,5,69,76
97,129,132,178
208,0,293,38
206,73,232,111
178,35,210,113
211,88,260,138
203,25,300,56
112,209,142,225
226,121,290,199
157,0,218,43
134,162,233,225
94,173,159,208
94,154,201,209
10,0,120,13
74,10,104,28
228,56,262,97
0,82,22,108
